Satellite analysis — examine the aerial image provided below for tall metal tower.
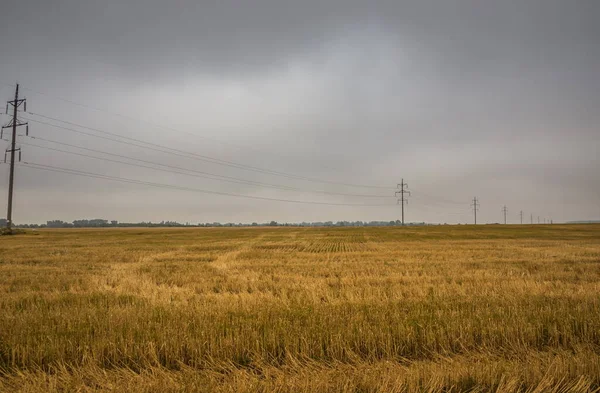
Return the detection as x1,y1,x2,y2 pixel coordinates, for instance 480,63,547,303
2,84,28,232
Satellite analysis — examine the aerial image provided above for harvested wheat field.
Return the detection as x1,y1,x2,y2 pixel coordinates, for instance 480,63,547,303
0,224,599,392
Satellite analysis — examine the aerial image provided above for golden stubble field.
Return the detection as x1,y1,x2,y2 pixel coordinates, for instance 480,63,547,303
0,224,599,392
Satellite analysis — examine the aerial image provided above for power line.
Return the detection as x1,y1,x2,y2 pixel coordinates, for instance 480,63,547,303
24,115,296,179
502,205,508,224
19,161,395,207
15,84,285,157
471,197,480,225
395,179,410,225
1,83,565,223
24,112,395,190
410,191,465,206
412,200,471,212
12,83,361,175
520,210,523,225
21,137,394,198
2,84,28,231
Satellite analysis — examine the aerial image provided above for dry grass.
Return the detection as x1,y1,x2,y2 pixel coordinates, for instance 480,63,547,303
0,225,599,392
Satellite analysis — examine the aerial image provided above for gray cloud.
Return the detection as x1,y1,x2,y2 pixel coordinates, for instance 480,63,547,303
0,0,598,224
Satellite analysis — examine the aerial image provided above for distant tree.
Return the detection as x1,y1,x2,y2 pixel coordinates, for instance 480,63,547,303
47,220,73,228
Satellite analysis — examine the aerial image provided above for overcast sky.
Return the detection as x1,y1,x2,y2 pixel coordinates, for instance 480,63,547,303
0,0,598,224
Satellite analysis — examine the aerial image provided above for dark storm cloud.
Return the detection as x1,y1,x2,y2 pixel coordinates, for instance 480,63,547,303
3,1,599,79
0,0,598,224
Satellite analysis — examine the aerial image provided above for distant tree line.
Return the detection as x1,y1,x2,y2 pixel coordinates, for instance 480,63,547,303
14,219,195,228
4,218,429,228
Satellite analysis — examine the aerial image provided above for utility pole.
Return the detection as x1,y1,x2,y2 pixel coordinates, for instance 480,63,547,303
530,214,533,225
502,205,508,224
538,216,540,224
2,84,27,232
471,197,480,224
395,179,410,226
520,210,523,225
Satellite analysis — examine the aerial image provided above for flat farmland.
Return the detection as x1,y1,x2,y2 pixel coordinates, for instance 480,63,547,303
0,225,599,392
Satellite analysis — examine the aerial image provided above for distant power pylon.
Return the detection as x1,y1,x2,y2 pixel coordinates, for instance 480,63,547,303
520,210,523,225
471,197,480,224
531,214,533,225
502,205,508,224
2,84,28,232
395,179,410,226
